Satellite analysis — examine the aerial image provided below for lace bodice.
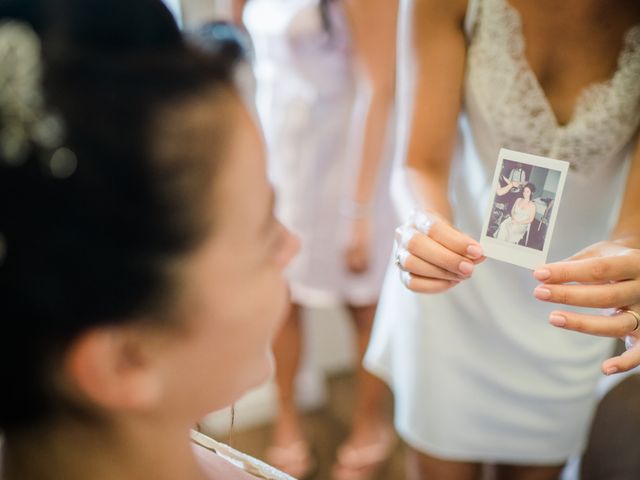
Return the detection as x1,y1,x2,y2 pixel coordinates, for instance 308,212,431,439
466,0,640,174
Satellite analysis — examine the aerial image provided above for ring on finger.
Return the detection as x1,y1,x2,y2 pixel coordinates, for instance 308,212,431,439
395,248,408,269
618,308,640,333
394,249,402,269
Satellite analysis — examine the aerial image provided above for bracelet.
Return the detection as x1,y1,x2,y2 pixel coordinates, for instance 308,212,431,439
339,200,371,219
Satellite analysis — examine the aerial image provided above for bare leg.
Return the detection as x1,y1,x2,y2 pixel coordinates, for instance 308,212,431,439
344,303,393,445
268,303,311,475
405,447,481,480
495,464,564,480
332,303,394,478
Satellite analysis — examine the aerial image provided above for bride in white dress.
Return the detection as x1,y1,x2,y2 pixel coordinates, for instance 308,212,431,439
364,0,640,479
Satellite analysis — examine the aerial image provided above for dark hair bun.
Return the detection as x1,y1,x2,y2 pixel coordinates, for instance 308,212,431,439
0,0,244,431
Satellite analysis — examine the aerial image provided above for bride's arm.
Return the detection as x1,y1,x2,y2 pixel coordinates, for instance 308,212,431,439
393,0,485,295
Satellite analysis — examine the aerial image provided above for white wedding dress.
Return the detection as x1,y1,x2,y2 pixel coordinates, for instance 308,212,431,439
365,0,640,463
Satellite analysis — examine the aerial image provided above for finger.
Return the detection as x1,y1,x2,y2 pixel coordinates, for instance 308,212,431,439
396,248,463,281
400,271,458,294
405,233,477,277
533,280,640,308
428,221,484,260
548,309,640,338
566,241,633,262
409,211,483,260
602,346,640,375
534,253,640,284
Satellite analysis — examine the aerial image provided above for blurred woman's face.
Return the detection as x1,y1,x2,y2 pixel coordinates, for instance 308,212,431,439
523,187,532,200
158,94,298,417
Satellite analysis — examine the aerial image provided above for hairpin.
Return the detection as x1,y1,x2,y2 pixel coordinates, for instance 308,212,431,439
0,21,75,178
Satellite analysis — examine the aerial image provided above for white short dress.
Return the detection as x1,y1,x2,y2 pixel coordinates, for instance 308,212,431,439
365,0,640,464
246,0,396,308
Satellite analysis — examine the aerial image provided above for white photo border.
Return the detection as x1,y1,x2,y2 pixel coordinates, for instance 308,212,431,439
480,148,570,270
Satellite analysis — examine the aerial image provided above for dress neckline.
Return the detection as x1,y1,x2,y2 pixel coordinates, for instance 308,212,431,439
502,0,640,130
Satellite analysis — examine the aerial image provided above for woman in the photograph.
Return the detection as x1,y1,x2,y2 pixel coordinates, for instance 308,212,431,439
245,0,399,478
364,0,640,479
0,1,299,479
494,182,536,244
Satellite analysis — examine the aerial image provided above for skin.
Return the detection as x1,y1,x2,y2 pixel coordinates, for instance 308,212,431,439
395,0,640,478
526,2,640,376
268,1,398,477
4,91,299,480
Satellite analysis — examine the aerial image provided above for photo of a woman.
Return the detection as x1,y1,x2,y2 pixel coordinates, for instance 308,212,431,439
494,182,537,244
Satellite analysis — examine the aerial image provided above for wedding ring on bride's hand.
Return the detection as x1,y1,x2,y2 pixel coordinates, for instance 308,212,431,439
619,308,640,333
619,308,640,351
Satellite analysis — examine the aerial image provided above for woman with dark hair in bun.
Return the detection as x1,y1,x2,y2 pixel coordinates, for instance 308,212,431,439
0,0,299,478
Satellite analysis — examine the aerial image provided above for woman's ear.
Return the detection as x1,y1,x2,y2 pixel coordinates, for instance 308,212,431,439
63,324,166,413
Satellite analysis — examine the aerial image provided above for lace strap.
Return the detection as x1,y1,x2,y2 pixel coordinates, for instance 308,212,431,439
464,0,480,39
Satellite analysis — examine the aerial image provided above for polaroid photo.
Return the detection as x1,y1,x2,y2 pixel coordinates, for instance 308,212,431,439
480,148,569,270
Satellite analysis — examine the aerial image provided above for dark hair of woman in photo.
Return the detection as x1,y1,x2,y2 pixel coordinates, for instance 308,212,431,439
0,0,298,479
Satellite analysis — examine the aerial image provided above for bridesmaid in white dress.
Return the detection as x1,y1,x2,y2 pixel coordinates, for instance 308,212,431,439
364,0,640,479
245,0,398,478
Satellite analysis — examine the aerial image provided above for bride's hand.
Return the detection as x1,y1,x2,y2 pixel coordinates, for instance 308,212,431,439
533,241,640,374
344,217,370,274
394,210,485,294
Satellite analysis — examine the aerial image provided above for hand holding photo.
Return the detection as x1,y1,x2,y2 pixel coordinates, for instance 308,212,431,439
480,148,569,270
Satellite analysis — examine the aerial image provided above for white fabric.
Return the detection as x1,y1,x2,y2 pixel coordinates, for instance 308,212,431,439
365,0,640,464
191,431,294,480
246,0,396,308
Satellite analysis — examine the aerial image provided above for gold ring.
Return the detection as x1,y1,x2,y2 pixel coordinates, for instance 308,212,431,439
619,308,640,333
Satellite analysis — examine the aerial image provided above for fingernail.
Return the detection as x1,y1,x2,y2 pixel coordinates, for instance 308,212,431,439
459,261,474,275
401,271,411,287
534,268,551,281
466,244,483,259
549,313,566,327
605,367,618,376
534,287,551,300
